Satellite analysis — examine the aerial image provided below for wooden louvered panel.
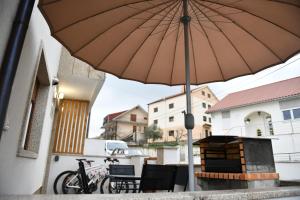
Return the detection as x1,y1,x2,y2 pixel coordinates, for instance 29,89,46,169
53,99,89,154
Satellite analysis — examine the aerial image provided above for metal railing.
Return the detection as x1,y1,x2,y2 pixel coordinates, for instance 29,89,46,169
218,119,300,162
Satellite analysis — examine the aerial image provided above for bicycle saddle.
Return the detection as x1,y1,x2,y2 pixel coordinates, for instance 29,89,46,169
76,158,87,162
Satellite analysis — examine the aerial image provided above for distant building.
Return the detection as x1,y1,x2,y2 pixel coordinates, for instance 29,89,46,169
207,77,300,181
148,86,218,142
102,105,148,145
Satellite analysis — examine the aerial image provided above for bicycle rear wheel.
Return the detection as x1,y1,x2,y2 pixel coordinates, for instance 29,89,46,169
62,171,83,194
100,177,129,193
53,170,74,194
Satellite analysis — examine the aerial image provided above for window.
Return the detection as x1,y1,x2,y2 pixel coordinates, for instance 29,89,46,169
283,110,292,120
169,103,174,109
282,108,300,120
208,93,211,98
133,126,137,133
208,104,211,109
130,114,137,122
154,107,158,112
222,111,230,118
18,50,51,157
209,117,211,123
154,119,158,124
169,130,174,137
202,102,206,108
169,116,174,122
202,91,205,96
23,79,40,150
205,130,209,137
293,108,300,119
144,117,148,120
203,116,207,122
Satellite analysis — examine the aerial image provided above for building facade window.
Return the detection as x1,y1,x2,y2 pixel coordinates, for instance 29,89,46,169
23,79,40,150
205,130,209,137
208,104,211,108
203,116,207,122
130,114,137,122
209,117,211,123
202,102,206,108
169,116,174,122
208,93,211,98
169,103,174,109
154,119,158,124
282,108,300,120
222,111,230,118
169,130,174,136
18,49,51,157
293,108,300,119
133,125,137,133
202,91,205,96
154,107,158,112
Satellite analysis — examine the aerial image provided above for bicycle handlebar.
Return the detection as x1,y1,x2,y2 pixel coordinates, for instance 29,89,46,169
104,157,119,163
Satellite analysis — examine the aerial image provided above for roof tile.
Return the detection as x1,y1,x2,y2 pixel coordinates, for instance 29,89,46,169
207,76,300,113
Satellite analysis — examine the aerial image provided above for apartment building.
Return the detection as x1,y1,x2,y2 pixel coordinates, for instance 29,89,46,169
148,86,218,142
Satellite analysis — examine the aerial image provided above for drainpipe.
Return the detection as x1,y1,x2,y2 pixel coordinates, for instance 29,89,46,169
0,0,36,140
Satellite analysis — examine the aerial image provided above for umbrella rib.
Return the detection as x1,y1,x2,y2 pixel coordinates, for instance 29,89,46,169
267,0,300,8
96,2,176,67
39,0,62,6
191,1,253,73
120,1,181,77
198,0,300,39
73,0,174,54
189,2,225,80
194,0,283,62
145,1,182,82
53,0,173,34
169,6,183,85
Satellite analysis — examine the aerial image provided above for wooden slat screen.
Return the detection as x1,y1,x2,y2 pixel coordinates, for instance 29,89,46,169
53,99,89,154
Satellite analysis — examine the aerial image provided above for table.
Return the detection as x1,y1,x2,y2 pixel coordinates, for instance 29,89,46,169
107,175,141,193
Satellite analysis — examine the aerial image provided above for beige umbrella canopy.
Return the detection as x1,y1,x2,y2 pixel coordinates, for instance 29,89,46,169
39,0,300,191
39,0,300,85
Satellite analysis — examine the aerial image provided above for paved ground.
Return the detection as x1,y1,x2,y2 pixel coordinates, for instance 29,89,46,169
1,186,300,200
268,197,300,200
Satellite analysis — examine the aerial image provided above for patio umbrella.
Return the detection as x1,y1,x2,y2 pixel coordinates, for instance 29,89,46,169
39,0,300,191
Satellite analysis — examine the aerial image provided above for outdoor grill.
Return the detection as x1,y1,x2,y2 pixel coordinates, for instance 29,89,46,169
194,136,279,190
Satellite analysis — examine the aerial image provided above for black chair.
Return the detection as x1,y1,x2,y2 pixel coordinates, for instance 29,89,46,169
139,164,177,193
174,165,188,191
109,164,136,193
109,164,135,175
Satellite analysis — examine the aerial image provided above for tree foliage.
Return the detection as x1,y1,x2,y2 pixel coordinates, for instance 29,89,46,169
144,124,163,142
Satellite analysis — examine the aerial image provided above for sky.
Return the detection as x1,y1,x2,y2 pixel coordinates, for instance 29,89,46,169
88,54,300,138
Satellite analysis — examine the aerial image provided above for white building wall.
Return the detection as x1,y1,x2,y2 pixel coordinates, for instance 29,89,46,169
210,98,300,180
0,1,61,194
148,87,217,141
211,101,282,136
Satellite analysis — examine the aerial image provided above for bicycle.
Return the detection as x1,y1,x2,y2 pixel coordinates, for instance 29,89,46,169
53,158,108,194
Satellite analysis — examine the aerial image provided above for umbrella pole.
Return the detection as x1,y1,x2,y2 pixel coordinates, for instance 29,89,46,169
182,0,195,191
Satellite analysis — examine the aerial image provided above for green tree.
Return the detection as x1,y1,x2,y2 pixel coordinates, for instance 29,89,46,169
144,124,163,142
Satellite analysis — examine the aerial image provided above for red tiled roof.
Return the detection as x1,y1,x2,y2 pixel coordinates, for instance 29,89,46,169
207,77,300,113
104,110,127,121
